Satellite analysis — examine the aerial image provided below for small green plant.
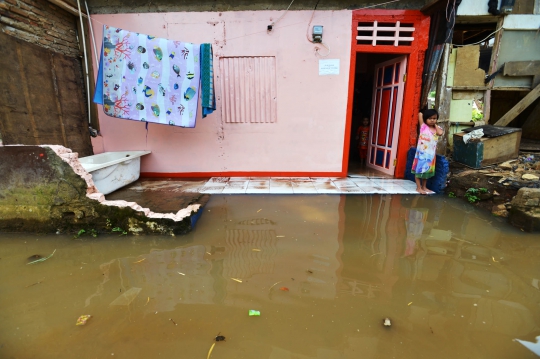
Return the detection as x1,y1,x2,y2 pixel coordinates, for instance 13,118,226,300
89,229,98,238
448,192,456,198
74,229,86,239
112,227,128,235
478,187,488,194
464,188,480,203
106,218,112,228
472,109,484,122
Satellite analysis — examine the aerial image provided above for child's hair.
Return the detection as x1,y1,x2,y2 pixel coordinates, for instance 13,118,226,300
422,109,439,120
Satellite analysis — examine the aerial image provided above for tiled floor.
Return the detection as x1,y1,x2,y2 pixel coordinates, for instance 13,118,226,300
198,175,420,194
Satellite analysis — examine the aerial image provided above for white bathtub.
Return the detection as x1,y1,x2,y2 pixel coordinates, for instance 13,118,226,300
79,151,151,195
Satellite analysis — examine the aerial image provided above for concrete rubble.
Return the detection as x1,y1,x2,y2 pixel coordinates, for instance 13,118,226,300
446,153,540,231
0,145,202,235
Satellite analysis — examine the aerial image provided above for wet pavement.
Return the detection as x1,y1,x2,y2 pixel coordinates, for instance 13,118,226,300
1,194,540,358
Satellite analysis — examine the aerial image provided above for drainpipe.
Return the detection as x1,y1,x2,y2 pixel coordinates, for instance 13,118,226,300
76,0,92,125
84,0,99,66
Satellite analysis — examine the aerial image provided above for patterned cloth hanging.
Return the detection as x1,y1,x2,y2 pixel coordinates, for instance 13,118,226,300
95,25,201,128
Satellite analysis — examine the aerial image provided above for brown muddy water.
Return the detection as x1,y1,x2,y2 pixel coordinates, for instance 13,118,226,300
1,194,540,359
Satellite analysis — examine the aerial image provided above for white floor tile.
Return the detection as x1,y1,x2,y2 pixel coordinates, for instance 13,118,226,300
245,188,270,194
200,187,225,194
269,187,294,194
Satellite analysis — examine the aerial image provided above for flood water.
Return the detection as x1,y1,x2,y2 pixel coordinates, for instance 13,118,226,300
1,194,540,358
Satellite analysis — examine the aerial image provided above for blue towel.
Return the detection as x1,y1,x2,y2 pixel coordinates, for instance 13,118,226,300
93,44,104,105
200,43,215,118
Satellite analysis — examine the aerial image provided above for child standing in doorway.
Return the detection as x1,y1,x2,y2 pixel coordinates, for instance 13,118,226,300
355,117,370,166
411,109,443,195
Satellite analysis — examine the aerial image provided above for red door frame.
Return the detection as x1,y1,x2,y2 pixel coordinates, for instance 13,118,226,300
343,10,430,178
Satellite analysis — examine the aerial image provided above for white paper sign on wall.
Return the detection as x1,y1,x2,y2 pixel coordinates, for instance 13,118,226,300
319,59,340,75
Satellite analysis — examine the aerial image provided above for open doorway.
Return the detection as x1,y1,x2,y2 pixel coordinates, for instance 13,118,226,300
349,53,408,178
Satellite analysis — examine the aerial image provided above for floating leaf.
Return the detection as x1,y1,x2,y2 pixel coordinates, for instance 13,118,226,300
27,249,56,265
76,315,92,326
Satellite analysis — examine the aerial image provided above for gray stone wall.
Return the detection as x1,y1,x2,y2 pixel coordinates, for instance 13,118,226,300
87,0,428,14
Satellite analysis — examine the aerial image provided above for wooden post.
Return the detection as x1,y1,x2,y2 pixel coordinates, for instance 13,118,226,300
435,43,451,155
493,83,540,126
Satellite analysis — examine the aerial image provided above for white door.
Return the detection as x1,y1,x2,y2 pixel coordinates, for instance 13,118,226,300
367,56,407,175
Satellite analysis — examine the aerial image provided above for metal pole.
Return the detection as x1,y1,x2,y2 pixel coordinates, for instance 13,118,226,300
84,0,99,66
76,0,92,125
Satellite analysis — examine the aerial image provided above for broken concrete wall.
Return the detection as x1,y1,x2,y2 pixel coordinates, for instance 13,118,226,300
0,145,200,235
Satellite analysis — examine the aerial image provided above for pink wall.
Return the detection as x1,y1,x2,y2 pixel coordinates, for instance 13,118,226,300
90,11,352,175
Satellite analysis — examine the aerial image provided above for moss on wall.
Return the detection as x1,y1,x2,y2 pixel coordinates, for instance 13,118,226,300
0,146,193,235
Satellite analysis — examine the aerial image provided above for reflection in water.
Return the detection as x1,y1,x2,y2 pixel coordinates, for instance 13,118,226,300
1,195,540,358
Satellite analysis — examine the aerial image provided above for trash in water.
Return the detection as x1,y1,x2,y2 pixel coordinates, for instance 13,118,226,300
514,336,540,356
279,287,289,291
110,287,142,306
207,343,216,359
248,310,260,316
25,279,44,288
76,315,92,326
252,249,261,252
269,281,282,291
169,318,177,326
408,302,413,306
133,258,146,263
231,278,242,283
383,318,392,327
27,249,56,265
215,332,226,341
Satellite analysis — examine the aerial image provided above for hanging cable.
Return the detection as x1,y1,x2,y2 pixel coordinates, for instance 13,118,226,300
454,26,503,47
305,0,320,43
315,42,331,57
269,0,295,30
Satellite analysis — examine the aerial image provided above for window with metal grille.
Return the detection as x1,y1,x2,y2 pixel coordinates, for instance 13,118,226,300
220,56,277,123
356,21,415,46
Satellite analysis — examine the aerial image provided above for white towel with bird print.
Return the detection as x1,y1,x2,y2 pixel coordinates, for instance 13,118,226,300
100,25,200,128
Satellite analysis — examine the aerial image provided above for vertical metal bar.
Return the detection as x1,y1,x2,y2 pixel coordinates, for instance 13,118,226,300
76,0,92,125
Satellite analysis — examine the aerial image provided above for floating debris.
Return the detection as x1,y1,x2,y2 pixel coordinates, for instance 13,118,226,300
515,336,540,356
408,302,413,306
248,310,260,316
257,209,262,213
25,279,43,288
76,315,92,326
178,272,185,275
383,318,392,327
169,318,177,326
269,281,282,291
231,278,242,283
207,343,215,359
110,287,142,306
133,258,146,263
215,332,226,341
252,249,261,252
279,287,289,292
27,249,56,265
